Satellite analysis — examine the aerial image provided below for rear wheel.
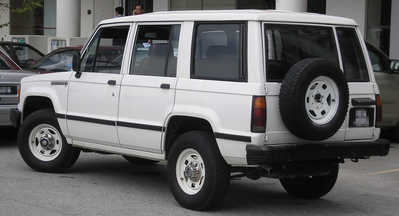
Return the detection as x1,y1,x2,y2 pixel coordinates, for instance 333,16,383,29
18,109,80,172
280,163,339,199
122,156,158,165
168,131,230,210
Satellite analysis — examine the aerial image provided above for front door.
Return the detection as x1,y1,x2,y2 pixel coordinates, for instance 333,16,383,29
67,24,130,146
117,23,181,153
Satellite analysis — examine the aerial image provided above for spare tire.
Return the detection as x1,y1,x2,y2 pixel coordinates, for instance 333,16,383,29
279,58,349,140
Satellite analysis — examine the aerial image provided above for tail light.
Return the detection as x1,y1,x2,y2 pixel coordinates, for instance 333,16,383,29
251,96,266,133
17,86,21,102
376,94,382,124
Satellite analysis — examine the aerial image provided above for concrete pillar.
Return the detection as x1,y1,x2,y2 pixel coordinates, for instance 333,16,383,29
0,0,10,41
390,0,399,59
56,0,81,37
276,0,308,12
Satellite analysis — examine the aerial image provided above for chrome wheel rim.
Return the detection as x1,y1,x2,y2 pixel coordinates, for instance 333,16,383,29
28,124,63,162
176,148,206,195
305,76,340,125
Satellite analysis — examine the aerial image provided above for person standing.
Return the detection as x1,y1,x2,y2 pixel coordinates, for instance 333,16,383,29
132,5,144,15
114,7,124,17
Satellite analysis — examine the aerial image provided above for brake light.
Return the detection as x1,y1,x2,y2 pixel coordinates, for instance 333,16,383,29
251,96,266,133
17,86,21,101
376,94,382,124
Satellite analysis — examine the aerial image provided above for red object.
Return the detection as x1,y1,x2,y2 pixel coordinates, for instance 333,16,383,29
376,94,382,124
251,96,266,133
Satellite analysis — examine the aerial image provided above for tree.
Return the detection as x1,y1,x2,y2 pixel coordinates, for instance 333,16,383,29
0,0,43,29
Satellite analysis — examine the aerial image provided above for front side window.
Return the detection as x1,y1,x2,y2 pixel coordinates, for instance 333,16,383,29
80,25,129,74
265,24,339,81
367,46,387,73
192,23,246,82
336,28,369,82
131,24,181,77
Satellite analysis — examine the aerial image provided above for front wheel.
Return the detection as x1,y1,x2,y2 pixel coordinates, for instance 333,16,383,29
280,163,339,199
18,109,80,173
168,131,230,210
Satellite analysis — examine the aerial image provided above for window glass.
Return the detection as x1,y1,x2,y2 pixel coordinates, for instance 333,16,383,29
265,24,339,81
336,28,369,82
0,44,43,69
131,25,181,77
367,47,386,73
192,23,245,81
0,57,10,70
80,26,129,74
34,50,78,72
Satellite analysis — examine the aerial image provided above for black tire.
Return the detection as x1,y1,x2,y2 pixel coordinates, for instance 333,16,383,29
280,163,339,199
18,109,80,173
279,58,349,140
122,155,158,165
391,124,399,142
168,131,230,211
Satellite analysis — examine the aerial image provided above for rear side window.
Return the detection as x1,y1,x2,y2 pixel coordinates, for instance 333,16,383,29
265,24,339,81
192,23,246,82
336,28,369,82
131,25,181,77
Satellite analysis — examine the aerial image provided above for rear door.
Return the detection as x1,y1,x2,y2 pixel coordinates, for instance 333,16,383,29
117,23,181,153
335,27,376,140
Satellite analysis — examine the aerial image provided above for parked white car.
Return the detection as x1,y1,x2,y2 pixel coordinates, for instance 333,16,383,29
12,10,389,210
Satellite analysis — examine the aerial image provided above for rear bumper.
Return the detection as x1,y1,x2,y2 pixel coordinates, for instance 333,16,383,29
0,105,18,127
246,139,390,165
9,108,20,128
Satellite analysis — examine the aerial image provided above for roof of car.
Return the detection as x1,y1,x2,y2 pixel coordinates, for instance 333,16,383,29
101,10,357,26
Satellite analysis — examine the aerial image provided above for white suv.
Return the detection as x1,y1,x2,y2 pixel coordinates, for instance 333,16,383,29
12,10,390,210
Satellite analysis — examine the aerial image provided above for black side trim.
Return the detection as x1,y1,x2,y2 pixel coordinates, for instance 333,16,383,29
117,121,163,131
66,114,115,126
352,98,376,106
56,113,163,131
214,132,251,142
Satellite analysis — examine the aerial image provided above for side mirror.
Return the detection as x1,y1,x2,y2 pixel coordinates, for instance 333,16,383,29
72,55,82,78
390,59,399,74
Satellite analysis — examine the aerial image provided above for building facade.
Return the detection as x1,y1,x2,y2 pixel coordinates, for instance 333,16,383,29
0,0,398,58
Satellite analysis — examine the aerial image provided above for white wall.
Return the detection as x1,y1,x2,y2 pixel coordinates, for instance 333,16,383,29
390,0,399,59
154,0,169,11
326,0,367,36
80,0,116,38
0,0,10,41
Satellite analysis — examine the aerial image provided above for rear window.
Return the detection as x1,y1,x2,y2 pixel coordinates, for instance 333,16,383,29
336,28,369,82
0,57,10,70
265,24,339,82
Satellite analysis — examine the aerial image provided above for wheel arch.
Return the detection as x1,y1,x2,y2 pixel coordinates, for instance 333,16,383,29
163,114,217,157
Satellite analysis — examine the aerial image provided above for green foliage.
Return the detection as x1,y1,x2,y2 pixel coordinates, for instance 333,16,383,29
11,0,43,14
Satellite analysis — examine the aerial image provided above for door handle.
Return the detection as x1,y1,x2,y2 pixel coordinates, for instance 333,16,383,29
107,80,116,86
160,83,170,89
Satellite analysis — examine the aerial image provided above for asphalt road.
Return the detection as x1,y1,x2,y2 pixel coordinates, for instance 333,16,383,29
0,127,398,216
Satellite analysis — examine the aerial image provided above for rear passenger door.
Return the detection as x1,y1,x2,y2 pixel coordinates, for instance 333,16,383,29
336,27,376,140
117,23,181,153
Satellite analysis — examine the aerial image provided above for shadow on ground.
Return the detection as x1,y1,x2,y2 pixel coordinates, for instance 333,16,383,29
0,126,18,146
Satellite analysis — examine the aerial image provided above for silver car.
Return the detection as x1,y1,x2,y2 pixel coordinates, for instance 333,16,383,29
367,43,399,140
0,47,35,126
